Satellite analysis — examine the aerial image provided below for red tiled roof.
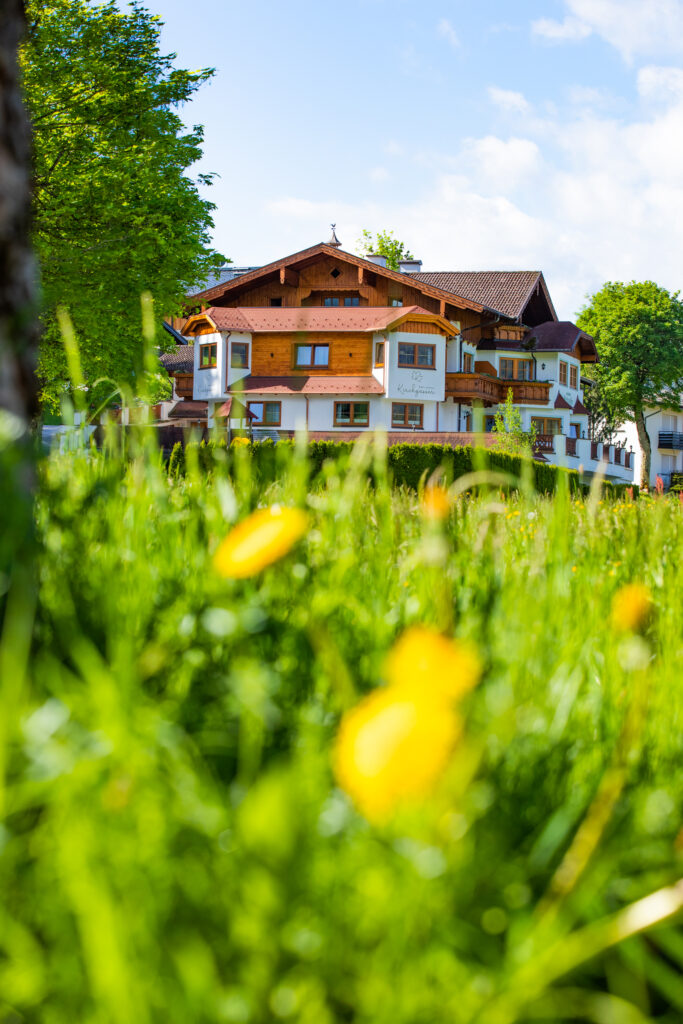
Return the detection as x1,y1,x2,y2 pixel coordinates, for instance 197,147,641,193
169,401,207,419
554,393,572,410
216,398,256,419
196,305,446,334
410,271,543,319
229,375,384,395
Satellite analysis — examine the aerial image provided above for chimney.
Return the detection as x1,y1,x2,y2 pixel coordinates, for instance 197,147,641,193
399,258,423,274
365,253,387,268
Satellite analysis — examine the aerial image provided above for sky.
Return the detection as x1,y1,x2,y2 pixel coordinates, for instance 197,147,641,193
144,0,683,319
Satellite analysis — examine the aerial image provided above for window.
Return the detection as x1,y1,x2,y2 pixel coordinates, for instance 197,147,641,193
344,296,360,306
295,343,329,368
334,402,369,427
500,358,533,380
330,268,341,279
559,361,568,385
323,296,340,306
247,401,281,426
270,297,282,307
569,364,578,389
462,352,473,373
375,341,385,366
231,342,249,368
392,403,423,428
531,416,562,435
398,343,435,368
199,342,217,368
390,299,403,307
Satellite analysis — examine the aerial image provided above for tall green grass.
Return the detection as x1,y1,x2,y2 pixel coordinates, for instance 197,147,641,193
1,432,682,1023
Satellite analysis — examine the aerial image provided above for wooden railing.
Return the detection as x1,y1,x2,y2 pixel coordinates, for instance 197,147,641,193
445,373,551,405
534,434,555,453
591,441,599,460
614,448,622,465
565,436,577,457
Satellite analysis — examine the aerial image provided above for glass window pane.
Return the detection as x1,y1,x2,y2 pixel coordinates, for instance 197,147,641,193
375,342,384,365
297,345,312,365
264,403,279,424
398,344,413,365
417,346,433,367
354,403,369,424
324,297,339,306
408,404,421,425
344,296,360,306
249,403,264,423
392,404,406,424
336,403,351,423
314,346,329,366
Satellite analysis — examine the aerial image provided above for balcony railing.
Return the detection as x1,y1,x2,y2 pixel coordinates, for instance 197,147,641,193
445,373,551,406
658,431,683,450
565,436,577,457
534,434,555,453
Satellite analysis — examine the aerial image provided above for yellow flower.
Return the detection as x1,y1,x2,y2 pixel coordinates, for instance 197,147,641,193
213,506,308,579
333,686,461,822
231,436,250,447
421,484,450,521
384,626,481,705
610,583,652,633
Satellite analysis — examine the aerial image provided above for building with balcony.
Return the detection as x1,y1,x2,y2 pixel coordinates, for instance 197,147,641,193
617,407,683,489
162,237,634,484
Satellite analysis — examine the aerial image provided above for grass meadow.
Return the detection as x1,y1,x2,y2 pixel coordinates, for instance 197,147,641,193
2,429,683,1023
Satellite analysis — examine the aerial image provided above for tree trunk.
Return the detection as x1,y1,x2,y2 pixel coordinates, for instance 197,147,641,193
634,407,652,491
0,0,39,618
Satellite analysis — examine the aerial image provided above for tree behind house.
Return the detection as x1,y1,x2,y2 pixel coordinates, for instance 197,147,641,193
577,281,683,489
21,0,224,411
357,229,413,271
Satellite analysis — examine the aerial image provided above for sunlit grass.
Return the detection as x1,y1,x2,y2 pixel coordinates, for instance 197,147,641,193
1,434,682,1023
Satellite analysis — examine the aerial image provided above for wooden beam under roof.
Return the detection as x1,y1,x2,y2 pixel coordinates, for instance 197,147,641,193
280,266,299,287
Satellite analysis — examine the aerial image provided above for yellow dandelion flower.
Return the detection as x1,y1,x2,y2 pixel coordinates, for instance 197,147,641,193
421,484,450,521
230,436,250,447
384,626,481,705
333,686,461,822
213,505,308,579
610,583,652,633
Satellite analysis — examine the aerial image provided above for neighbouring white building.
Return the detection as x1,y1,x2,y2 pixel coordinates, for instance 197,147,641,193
617,404,683,489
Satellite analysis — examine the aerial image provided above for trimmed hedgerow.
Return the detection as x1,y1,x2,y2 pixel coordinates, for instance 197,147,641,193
170,438,587,495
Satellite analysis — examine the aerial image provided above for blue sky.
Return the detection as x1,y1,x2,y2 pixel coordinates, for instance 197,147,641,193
145,0,683,318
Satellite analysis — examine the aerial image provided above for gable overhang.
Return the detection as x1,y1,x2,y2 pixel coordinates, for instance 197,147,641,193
182,312,220,336
518,272,558,325
386,310,458,336
187,243,492,316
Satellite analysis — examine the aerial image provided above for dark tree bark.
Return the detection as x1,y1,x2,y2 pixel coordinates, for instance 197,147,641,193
0,0,39,620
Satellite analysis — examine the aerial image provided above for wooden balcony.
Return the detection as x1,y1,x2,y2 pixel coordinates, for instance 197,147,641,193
445,373,551,406
565,436,577,457
534,434,555,454
658,431,683,450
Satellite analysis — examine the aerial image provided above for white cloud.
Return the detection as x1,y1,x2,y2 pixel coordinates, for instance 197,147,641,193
369,166,389,182
464,136,540,192
532,16,591,42
533,0,683,62
437,18,459,49
488,86,530,114
638,65,683,102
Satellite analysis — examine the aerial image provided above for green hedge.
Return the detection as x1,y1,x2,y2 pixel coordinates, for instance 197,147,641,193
168,438,589,495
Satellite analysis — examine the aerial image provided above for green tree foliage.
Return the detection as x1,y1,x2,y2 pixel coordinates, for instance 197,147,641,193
577,281,683,487
357,229,413,270
491,387,536,457
21,0,224,410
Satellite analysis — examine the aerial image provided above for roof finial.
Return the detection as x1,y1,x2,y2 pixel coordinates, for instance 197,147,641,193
327,223,341,248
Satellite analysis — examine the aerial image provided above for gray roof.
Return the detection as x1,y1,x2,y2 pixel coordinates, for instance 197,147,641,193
160,348,194,373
